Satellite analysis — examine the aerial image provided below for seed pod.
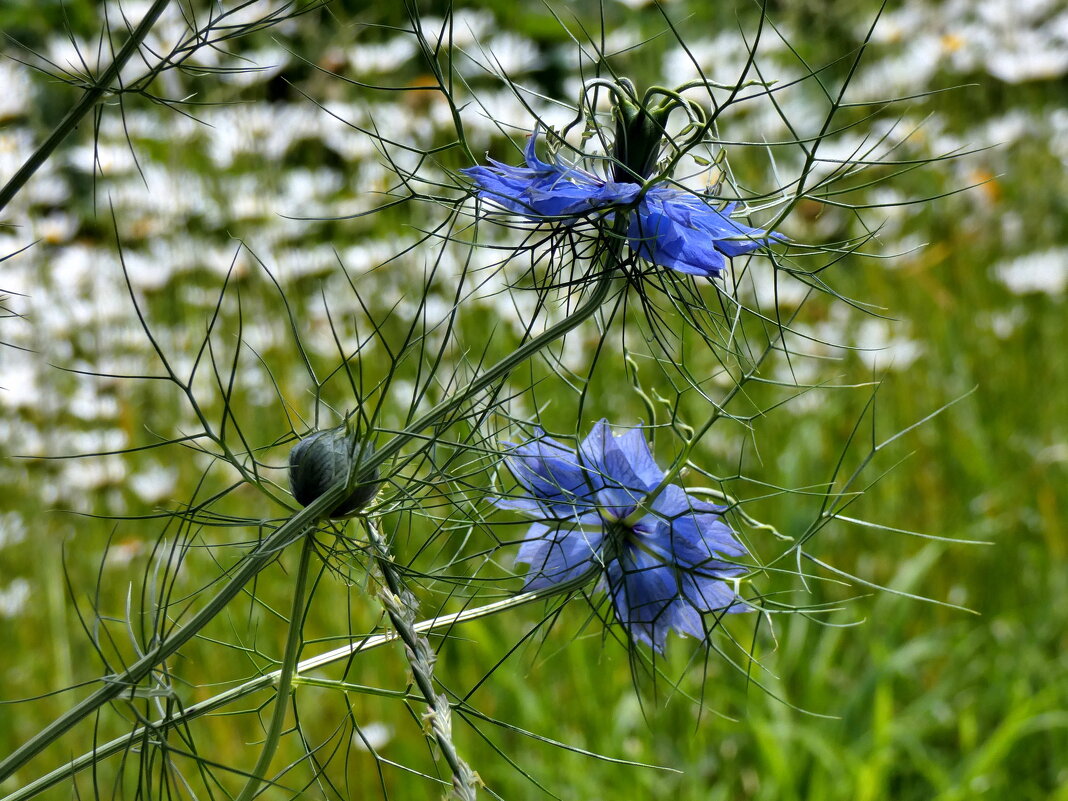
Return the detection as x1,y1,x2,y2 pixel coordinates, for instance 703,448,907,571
611,81,673,183
288,426,379,518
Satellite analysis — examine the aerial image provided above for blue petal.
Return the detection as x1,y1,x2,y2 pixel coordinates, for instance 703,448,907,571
524,177,622,216
579,420,659,501
629,200,726,276
631,485,748,617
672,513,747,563
605,550,676,650
627,189,783,276
680,199,787,258
498,421,751,648
494,490,603,528
464,129,640,220
503,433,598,518
644,485,747,560
492,495,552,515
590,488,636,520
515,523,603,591
459,166,544,215
523,127,556,172
614,427,664,489
681,572,745,614
606,547,712,652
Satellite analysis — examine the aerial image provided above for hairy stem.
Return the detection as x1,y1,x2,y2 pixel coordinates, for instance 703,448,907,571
3,580,595,801
367,519,480,799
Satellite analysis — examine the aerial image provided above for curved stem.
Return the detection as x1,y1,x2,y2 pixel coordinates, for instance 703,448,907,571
620,349,780,530
233,537,315,801
0,490,326,785
368,267,616,472
3,575,597,801
0,0,172,214
0,252,620,784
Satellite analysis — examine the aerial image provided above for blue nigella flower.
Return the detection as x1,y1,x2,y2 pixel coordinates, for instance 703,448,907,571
462,129,783,278
495,419,748,652
460,129,640,217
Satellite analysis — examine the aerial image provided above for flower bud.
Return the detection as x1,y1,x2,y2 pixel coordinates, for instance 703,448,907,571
288,426,379,517
611,87,673,183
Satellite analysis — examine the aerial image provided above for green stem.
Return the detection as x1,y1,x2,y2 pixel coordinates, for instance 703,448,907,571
619,331,783,530
368,267,616,472
688,486,792,541
0,487,327,785
367,519,479,799
233,537,315,801
0,254,619,784
0,0,172,214
3,580,593,801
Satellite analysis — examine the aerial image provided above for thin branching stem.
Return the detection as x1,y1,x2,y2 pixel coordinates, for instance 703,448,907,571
3,582,596,801
0,0,172,214
0,235,623,785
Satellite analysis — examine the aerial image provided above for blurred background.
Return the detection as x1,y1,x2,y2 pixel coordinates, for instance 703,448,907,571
1,1,1066,799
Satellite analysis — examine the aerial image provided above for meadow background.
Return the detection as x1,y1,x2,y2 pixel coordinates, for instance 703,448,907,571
1,0,1066,799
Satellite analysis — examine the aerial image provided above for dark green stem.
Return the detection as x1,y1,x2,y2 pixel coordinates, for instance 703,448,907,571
4,572,599,801
0,0,172,214
0,486,329,784
0,245,620,783
369,268,616,472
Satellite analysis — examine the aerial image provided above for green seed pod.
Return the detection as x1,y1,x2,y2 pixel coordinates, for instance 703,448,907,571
611,84,673,183
288,426,379,518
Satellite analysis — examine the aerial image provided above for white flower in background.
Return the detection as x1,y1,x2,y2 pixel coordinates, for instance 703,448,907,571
218,46,291,87
0,579,31,619
466,32,543,76
853,318,924,371
61,456,128,496
347,37,417,76
995,249,1068,296
0,61,32,121
0,360,40,411
130,464,180,504
352,722,393,752
0,513,27,549
439,9,494,49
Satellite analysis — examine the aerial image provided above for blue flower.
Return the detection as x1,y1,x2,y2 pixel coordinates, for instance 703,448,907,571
495,420,748,652
461,130,640,217
462,129,783,278
628,193,777,277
